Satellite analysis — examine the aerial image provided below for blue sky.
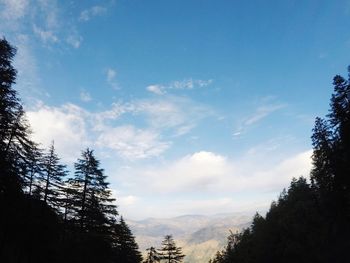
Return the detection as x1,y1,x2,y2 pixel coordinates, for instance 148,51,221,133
1,0,350,219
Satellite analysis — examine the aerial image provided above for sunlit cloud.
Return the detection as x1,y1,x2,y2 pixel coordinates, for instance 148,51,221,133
25,95,211,161
26,103,90,162
117,149,312,195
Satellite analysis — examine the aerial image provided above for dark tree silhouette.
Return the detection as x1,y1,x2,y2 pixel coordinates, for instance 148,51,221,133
159,235,185,263
144,246,161,263
72,148,117,231
0,38,61,263
111,217,143,263
210,66,350,263
0,38,33,195
0,37,143,263
37,141,68,210
24,142,43,195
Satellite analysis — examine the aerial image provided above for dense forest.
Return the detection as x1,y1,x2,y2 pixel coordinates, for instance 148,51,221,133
210,68,350,262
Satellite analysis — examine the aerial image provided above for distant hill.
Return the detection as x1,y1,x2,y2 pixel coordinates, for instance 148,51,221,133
127,213,251,263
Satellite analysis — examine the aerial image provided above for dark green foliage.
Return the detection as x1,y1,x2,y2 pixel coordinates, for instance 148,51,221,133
210,66,350,263
159,235,185,263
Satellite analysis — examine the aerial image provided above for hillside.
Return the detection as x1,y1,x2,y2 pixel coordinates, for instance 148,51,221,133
127,213,251,263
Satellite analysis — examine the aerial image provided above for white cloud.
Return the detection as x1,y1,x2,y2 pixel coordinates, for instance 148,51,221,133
66,34,83,48
0,0,87,50
33,25,58,43
26,103,89,162
119,149,312,195
106,68,119,89
107,68,116,81
119,195,139,206
110,148,313,218
80,90,92,102
146,78,213,94
92,96,212,137
171,78,213,90
0,0,28,20
79,5,107,22
132,97,213,132
26,100,180,161
96,125,170,159
146,85,165,95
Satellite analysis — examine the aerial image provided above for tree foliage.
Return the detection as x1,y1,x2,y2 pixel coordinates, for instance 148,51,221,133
144,246,161,263
159,235,185,263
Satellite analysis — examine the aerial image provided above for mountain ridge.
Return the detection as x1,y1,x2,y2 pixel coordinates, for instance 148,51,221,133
127,213,252,263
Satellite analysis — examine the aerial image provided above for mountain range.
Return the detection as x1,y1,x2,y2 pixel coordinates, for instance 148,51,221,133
127,213,252,263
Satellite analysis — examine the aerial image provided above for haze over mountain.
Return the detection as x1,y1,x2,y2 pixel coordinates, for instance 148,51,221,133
127,213,252,263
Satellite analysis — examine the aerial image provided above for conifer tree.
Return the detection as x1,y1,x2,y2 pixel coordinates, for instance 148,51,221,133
144,247,161,263
24,142,43,196
38,142,68,210
159,235,185,263
112,217,143,263
72,148,117,231
0,38,33,195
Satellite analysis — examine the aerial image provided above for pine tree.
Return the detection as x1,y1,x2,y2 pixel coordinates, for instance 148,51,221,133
24,142,43,196
144,247,161,263
0,38,37,195
159,235,185,263
72,148,117,232
111,217,143,263
38,142,68,210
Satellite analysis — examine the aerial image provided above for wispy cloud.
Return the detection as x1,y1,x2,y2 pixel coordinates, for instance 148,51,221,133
146,78,213,95
244,104,285,126
0,0,87,50
79,5,107,22
146,85,165,95
26,95,214,161
80,90,92,102
33,24,58,44
96,125,170,159
96,97,214,135
66,35,83,48
233,98,286,137
13,34,46,100
106,68,119,89
0,0,28,20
